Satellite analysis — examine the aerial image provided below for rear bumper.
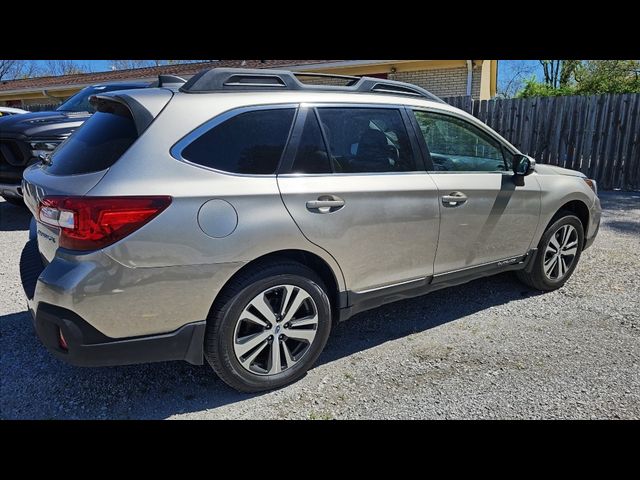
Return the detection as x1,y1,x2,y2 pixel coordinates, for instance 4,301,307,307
32,303,205,367
19,239,208,367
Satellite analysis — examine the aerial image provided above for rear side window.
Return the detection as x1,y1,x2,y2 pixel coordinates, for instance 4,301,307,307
181,109,295,174
316,108,417,173
46,106,138,176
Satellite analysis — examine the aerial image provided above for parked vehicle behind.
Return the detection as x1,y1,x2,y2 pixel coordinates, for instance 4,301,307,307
20,68,601,392
0,106,28,116
0,76,184,205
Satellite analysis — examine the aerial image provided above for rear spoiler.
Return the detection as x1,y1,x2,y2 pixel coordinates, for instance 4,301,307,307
90,88,174,136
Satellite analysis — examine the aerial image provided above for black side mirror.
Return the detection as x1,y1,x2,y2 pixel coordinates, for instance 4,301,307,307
513,154,535,176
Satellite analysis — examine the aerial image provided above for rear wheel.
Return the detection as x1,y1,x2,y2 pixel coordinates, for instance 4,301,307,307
204,261,332,392
517,212,584,291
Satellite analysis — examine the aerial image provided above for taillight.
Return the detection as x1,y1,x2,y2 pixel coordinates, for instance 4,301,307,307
38,196,172,251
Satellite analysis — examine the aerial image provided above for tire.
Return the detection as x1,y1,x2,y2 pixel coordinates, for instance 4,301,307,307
2,196,25,207
517,211,584,291
204,260,332,393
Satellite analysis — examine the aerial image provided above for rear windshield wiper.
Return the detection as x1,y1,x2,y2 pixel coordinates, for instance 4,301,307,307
39,153,53,166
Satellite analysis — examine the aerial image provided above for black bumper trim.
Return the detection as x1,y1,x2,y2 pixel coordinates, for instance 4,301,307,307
584,221,600,250
338,249,538,322
34,303,205,367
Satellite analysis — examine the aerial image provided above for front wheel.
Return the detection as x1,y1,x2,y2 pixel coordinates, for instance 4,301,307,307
204,261,332,392
517,212,584,291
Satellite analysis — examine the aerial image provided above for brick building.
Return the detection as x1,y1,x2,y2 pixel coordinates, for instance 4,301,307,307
0,60,497,108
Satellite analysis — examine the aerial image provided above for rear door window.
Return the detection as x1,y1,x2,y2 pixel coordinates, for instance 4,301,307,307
46,104,138,175
315,107,418,173
181,108,295,174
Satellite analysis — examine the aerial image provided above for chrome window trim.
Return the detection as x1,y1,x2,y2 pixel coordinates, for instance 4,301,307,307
278,171,430,178
169,103,299,178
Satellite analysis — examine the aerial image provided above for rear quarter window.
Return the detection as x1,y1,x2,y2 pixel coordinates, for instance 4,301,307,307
180,108,295,175
46,105,138,176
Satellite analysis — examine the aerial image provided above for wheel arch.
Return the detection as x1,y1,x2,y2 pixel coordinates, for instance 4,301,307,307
212,249,344,321
548,200,590,246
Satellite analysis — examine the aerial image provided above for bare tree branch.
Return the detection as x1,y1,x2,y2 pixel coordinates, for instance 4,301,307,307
109,60,208,70
498,61,537,98
0,60,41,80
43,60,89,76
110,60,155,70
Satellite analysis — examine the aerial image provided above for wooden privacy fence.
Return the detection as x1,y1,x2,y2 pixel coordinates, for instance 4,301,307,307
443,94,640,191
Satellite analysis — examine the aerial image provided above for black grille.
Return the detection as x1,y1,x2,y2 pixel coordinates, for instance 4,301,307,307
20,239,45,300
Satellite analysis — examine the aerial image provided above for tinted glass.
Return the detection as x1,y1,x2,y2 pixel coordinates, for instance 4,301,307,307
57,84,146,113
413,110,507,172
46,108,138,176
182,109,295,174
291,111,331,174
316,108,417,173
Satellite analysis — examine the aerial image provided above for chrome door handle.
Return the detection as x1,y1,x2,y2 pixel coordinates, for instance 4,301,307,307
306,200,345,208
306,196,345,213
441,192,468,207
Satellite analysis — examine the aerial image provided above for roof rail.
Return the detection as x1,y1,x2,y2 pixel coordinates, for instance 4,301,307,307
180,68,445,103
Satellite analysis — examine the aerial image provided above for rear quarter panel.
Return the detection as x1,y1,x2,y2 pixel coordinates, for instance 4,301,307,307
86,94,346,290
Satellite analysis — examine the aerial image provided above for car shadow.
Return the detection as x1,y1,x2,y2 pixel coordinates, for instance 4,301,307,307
0,272,540,419
598,191,640,211
0,200,31,232
604,220,640,235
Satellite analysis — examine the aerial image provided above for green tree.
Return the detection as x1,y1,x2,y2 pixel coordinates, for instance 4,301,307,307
516,60,640,97
574,60,640,94
517,76,576,98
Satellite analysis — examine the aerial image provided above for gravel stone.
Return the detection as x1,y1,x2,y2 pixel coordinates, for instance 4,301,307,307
0,192,638,419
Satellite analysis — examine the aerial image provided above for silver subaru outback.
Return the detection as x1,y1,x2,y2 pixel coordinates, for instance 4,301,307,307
20,68,601,392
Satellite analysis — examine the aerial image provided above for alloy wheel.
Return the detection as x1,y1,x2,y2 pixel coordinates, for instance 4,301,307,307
233,284,319,376
543,224,579,281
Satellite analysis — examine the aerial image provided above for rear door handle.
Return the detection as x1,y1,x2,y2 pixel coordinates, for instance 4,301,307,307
441,192,468,207
306,196,345,213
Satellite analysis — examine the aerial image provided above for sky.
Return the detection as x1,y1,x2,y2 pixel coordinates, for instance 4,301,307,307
81,60,111,71
33,60,113,72
33,60,544,93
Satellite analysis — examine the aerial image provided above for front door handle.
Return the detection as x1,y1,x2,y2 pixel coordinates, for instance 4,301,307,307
441,192,468,207
306,195,345,213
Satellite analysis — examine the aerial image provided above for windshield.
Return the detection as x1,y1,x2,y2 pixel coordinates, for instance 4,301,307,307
56,84,146,113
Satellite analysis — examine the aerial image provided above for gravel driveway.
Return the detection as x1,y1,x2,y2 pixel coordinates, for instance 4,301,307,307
1,192,638,419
